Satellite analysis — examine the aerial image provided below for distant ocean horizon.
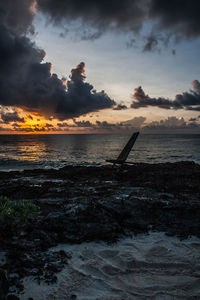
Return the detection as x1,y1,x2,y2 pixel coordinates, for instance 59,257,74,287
0,133,200,171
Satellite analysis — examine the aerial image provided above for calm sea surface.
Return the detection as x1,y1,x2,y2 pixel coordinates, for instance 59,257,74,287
0,134,200,171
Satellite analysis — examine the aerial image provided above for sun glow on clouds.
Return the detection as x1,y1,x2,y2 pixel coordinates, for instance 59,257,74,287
3,110,54,134
30,0,37,15
0,104,199,135
23,116,44,131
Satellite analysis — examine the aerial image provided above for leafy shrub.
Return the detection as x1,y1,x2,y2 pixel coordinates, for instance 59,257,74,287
0,196,40,231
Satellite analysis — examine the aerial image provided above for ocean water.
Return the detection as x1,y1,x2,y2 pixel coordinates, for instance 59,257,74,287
0,133,200,171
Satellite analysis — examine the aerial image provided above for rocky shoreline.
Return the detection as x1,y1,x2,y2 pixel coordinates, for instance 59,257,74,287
0,161,200,299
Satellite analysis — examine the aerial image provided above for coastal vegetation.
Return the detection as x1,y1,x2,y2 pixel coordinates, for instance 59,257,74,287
0,196,40,233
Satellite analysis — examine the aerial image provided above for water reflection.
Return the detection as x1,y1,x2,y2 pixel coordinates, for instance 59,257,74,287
0,134,200,171
0,135,48,162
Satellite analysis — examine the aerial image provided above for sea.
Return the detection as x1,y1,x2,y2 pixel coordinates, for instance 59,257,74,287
0,133,200,171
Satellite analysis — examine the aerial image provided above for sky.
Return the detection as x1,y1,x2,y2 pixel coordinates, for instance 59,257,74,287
0,0,200,134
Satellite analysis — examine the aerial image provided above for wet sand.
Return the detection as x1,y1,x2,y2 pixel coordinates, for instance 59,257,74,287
21,232,200,300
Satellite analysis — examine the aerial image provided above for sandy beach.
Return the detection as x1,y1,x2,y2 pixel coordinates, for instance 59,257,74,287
21,232,200,300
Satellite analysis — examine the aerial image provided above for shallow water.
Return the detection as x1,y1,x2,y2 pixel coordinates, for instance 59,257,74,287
0,133,200,171
21,232,200,300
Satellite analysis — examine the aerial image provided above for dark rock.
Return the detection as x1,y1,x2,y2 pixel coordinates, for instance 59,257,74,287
6,295,20,300
0,269,9,299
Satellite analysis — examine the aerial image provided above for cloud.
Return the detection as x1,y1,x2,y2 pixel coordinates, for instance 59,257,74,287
0,109,25,124
73,120,93,127
57,122,70,128
143,34,159,52
95,120,118,130
145,116,186,129
0,26,115,119
143,116,200,132
27,115,33,120
149,0,200,39
0,0,36,34
131,80,200,111
57,62,116,119
0,2,115,121
93,117,146,131
55,116,146,132
1,1,200,128
84,116,146,130
45,123,53,128
5,114,200,133
113,104,128,110
122,116,146,127
0,126,10,132
189,117,198,122
37,0,200,49
37,0,146,35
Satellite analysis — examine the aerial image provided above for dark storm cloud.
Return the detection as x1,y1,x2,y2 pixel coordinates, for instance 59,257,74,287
0,28,115,117
0,23,46,103
113,104,128,110
143,34,159,52
145,0,200,50
0,2,115,121
172,49,176,55
37,0,200,47
37,0,146,34
0,0,36,34
149,0,200,39
131,81,200,111
186,107,200,111
0,110,25,124
55,62,115,119
189,118,198,122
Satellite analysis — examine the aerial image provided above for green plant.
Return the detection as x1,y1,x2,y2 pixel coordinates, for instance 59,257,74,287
0,196,40,230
